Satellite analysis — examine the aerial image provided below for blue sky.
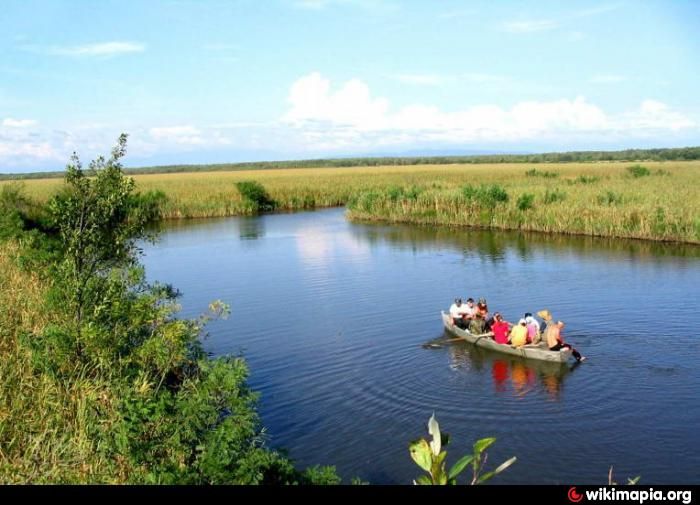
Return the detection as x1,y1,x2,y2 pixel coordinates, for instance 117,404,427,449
1,0,699,171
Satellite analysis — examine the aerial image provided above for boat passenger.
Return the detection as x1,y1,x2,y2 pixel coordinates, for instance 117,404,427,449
476,298,489,320
509,319,529,347
469,313,487,335
477,298,494,329
537,309,552,334
491,313,511,345
460,298,477,321
545,321,586,362
449,298,467,329
524,313,540,344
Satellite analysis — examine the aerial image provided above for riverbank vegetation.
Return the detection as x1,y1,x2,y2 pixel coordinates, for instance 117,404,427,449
4,160,698,243
346,161,700,243
0,137,339,483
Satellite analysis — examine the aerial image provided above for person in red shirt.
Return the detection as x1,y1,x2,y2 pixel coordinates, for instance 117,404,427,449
491,312,511,345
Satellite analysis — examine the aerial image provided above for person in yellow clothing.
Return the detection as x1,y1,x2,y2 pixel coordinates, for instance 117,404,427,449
509,319,529,347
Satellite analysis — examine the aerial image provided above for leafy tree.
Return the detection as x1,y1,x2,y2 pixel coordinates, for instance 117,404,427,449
10,135,339,484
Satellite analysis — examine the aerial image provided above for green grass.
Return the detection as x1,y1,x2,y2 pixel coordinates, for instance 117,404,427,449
3,161,699,243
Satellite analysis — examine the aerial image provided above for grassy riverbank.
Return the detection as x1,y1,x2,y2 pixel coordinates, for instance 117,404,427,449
2,160,699,242
0,141,341,484
345,162,700,243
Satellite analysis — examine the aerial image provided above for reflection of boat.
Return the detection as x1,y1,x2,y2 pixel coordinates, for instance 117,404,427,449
441,311,572,363
446,343,572,400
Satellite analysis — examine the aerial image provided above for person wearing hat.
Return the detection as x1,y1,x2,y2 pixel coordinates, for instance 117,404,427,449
449,298,468,329
537,309,552,334
509,318,529,347
476,297,494,330
545,321,586,362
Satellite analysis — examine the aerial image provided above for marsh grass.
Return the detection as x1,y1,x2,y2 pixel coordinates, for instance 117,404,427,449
0,242,125,483
4,161,699,243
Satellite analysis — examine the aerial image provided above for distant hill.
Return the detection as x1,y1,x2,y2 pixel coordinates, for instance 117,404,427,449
1,146,699,181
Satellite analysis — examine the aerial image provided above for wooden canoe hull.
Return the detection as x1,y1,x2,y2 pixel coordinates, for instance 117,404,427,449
441,311,573,363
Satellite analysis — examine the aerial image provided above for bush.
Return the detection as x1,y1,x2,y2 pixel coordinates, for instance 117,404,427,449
516,193,535,211
0,136,340,484
462,184,509,209
235,181,276,212
525,168,559,178
543,189,566,204
627,165,650,178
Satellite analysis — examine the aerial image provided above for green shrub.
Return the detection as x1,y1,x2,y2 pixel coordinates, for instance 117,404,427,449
409,414,516,485
462,184,509,209
516,193,535,211
627,165,650,178
235,181,276,212
525,168,559,178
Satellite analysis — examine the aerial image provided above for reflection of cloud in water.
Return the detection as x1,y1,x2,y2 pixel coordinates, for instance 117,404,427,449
295,226,370,268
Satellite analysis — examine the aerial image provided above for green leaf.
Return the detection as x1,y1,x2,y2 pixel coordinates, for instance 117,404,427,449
476,456,517,484
414,475,432,485
409,438,433,472
473,437,496,456
448,454,474,480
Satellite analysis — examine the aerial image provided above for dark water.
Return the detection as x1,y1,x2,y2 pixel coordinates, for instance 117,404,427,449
141,208,700,484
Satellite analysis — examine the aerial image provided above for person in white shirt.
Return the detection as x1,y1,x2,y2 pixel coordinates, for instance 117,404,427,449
449,299,467,329
460,298,476,320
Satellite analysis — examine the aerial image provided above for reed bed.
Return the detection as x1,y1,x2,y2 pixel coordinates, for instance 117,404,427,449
3,161,698,242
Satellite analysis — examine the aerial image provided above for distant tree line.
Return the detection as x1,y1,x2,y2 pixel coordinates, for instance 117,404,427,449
2,145,699,180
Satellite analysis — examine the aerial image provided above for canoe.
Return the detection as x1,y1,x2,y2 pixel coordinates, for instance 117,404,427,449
441,311,573,363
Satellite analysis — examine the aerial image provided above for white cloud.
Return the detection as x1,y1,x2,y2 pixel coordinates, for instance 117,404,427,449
23,41,145,57
281,72,697,149
284,72,389,130
590,75,626,83
625,100,696,131
2,118,37,128
501,20,558,33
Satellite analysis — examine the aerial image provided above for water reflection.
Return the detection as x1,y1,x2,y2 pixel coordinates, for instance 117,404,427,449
239,216,265,240
351,218,700,263
447,340,573,401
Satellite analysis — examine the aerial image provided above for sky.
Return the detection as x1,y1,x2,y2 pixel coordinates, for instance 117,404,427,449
1,0,699,172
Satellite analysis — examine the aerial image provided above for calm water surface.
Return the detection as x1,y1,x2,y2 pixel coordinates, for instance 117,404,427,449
141,208,700,484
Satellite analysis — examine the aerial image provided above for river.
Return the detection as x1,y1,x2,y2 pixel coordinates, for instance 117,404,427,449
141,207,700,484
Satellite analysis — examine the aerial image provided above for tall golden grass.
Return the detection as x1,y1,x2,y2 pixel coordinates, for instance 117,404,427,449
0,243,126,482
3,161,699,242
